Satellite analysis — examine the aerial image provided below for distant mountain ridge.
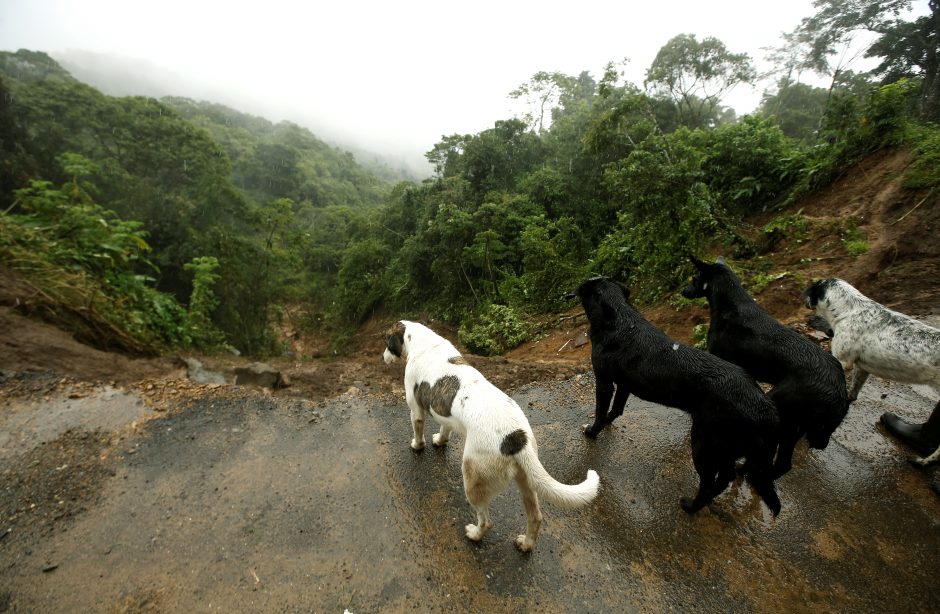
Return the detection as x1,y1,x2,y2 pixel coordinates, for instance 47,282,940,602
0,49,401,208
50,49,424,183
0,48,409,353
0,49,77,83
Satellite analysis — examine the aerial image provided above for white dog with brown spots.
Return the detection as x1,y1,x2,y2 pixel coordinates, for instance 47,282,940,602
383,320,600,552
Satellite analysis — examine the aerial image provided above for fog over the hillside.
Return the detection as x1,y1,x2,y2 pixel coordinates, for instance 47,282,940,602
50,49,426,179
0,0,889,178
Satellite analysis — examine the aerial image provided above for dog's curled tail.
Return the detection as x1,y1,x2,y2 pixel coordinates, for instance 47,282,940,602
515,444,600,508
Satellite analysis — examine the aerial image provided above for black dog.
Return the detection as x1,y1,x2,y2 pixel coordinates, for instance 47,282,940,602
567,276,781,516
682,257,849,477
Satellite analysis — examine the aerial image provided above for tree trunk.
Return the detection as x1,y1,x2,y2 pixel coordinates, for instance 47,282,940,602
922,1,940,121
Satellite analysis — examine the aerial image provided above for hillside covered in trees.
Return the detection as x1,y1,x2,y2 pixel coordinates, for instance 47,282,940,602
1,0,938,358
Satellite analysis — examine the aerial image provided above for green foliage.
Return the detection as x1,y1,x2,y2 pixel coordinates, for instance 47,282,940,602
183,256,225,346
787,78,920,203
460,119,545,195
4,46,940,360
905,124,940,188
693,116,804,215
861,78,919,146
595,129,720,299
165,98,388,208
759,80,831,141
334,239,392,323
762,211,811,250
510,71,579,133
746,271,790,294
0,52,397,355
500,217,592,312
794,0,940,121
690,323,709,350
458,304,531,356
583,91,660,163
645,34,756,129
840,221,869,256
1,168,212,352
668,294,702,311
763,211,809,236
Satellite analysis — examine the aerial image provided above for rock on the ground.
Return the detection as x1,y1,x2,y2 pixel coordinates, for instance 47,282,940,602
181,357,228,385
233,362,290,389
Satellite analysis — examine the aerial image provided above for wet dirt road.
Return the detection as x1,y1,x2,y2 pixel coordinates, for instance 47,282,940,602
2,372,939,613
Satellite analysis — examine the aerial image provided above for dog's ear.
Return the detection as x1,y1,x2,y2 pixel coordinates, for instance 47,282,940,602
564,283,581,301
616,281,631,302
802,281,824,309
690,255,708,270
384,321,407,357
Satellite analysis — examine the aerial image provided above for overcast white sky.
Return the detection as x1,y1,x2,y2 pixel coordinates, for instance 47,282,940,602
0,0,872,173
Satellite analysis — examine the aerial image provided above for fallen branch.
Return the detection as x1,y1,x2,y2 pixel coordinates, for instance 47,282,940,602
892,188,935,225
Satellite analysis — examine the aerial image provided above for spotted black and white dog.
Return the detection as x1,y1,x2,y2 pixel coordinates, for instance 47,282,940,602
804,278,940,463
383,320,600,552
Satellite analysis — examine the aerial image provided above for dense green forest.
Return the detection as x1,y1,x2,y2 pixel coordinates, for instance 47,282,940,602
1,0,938,357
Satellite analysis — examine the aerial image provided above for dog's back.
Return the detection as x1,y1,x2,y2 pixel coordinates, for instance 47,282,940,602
684,259,848,449
399,322,529,432
805,279,940,389
585,280,778,433
573,277,780,515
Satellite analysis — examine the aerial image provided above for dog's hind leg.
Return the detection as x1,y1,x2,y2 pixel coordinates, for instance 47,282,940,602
714,461,736,494
884,399,940,456
744,442,782,516
680,437,721,514
748,467,782,517
847,367,870,403
605,383,631,426
462,457,495,542
432,424,451,446
585,376,614,438
513,471,543,552
771,421,802,478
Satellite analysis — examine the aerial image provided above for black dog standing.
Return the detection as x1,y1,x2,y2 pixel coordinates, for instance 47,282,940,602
682,257,849,478
567,276,782,516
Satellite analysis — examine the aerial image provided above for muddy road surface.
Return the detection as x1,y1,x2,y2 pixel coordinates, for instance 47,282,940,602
1,369,939,613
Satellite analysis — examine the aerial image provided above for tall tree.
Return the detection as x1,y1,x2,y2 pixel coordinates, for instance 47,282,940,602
425,134,469,179
759,80,833,139
645,34,756,128
794,0,940,120
510,71,578,134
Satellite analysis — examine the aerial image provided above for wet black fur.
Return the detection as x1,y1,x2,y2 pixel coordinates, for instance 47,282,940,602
569,276,782,516
683,258,849,478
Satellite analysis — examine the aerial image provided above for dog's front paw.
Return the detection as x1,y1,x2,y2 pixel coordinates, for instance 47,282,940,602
680,496,701,514
514,534,535,553
432,433,448,447
410,439,425,451
583,424,601,439
465,524,485,541
909,456,931,469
